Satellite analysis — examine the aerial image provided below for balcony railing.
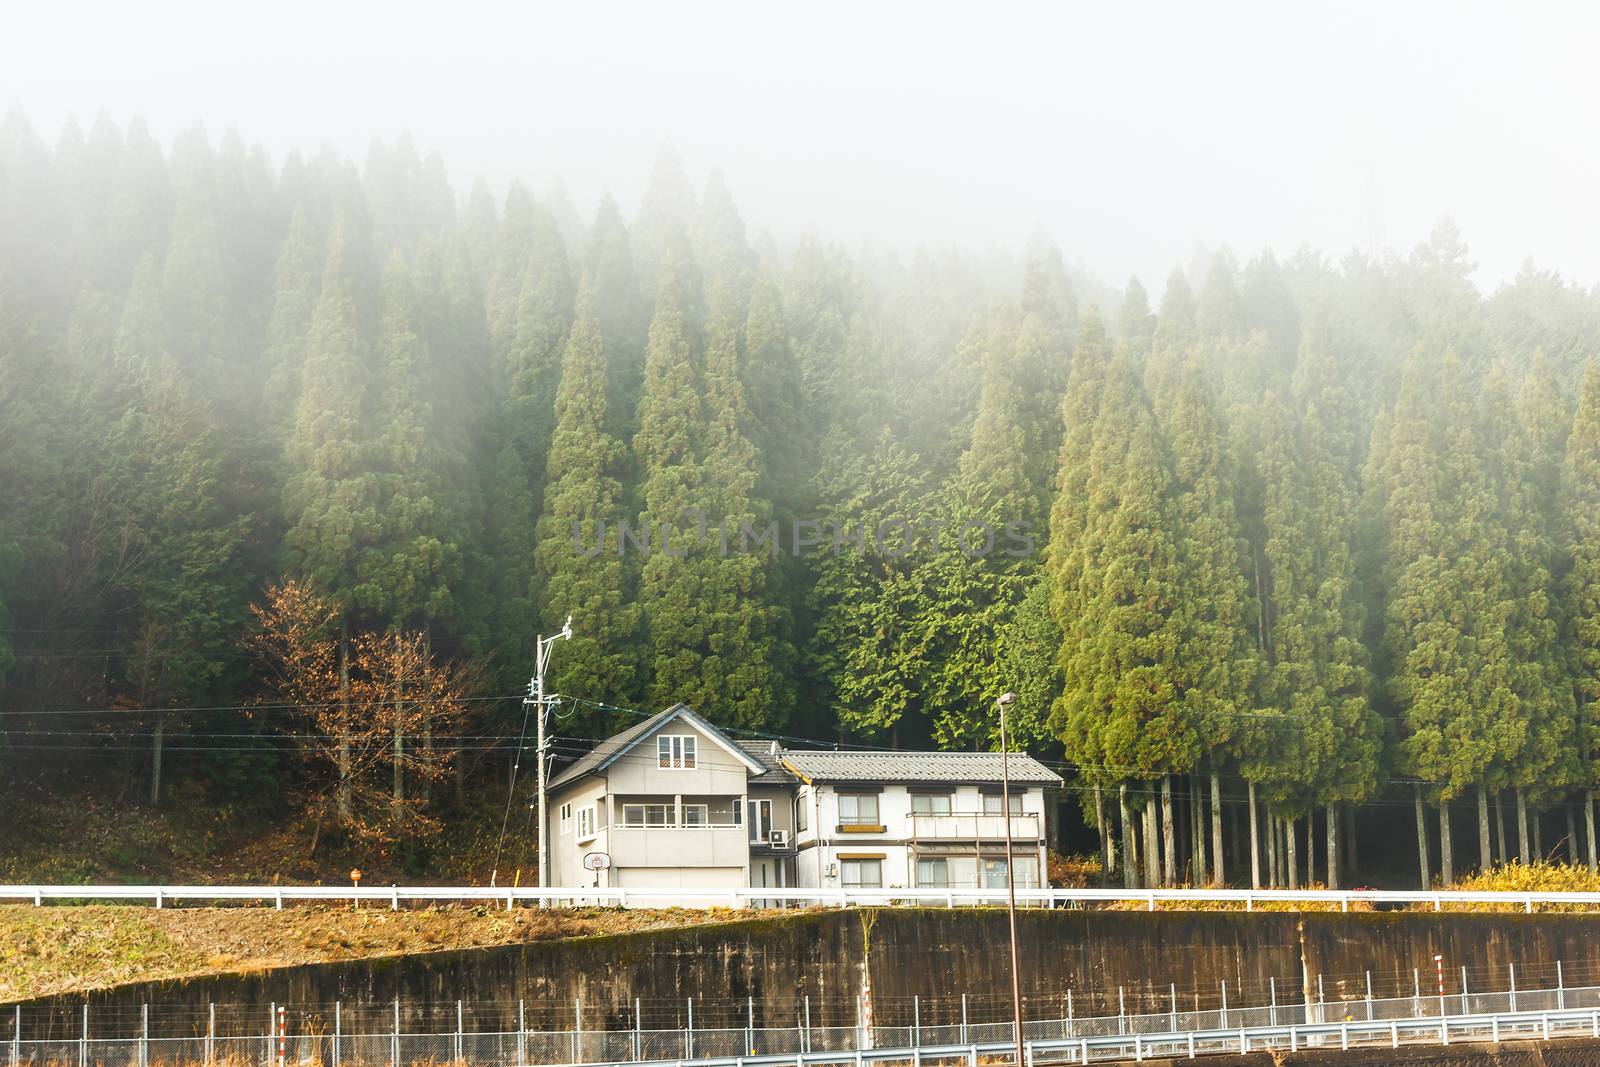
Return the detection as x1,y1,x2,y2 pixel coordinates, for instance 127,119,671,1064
908,812,1040,841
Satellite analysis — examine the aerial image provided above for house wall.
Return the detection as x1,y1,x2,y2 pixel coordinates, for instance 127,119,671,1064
604,720,752,796
793,783,1049,890
547,777,610,888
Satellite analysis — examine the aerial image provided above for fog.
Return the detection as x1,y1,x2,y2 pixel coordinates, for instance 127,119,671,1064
6,0,1597,289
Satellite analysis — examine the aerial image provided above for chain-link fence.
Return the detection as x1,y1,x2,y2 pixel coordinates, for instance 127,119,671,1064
10,956,1600,1066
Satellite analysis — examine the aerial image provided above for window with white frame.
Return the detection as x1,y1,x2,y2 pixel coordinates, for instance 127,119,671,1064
841,858,882,888
915,857,949,887
982,792,1024,815
796,793,809,832
576,805,596,840
837,793,879,826
910,793,951,815
622,803,675,827
559,802,573,834
683,803,708,826
657,734,697,769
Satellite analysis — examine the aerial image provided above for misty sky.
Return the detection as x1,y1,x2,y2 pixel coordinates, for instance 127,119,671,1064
6,0,1597,291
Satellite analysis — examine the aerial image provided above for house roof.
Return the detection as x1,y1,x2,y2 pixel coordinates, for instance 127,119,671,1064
547,703,767,790
779,749,1064,786
737,740,799,784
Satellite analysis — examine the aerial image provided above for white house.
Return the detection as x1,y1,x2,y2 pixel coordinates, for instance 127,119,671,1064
544,703,1062,901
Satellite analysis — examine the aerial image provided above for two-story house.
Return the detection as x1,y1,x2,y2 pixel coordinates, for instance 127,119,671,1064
782,750,1059,891
544,702,1062,900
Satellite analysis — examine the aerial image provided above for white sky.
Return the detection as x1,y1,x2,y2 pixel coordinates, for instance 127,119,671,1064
5,0,1597,291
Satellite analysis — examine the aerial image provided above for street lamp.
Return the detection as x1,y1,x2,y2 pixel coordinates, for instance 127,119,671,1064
995,691,1025,1067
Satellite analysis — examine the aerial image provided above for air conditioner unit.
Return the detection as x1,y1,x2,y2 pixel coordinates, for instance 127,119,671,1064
768,829,790,849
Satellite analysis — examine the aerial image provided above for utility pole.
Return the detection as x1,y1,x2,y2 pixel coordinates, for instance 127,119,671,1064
995,692,1024,1067
529,616,573,888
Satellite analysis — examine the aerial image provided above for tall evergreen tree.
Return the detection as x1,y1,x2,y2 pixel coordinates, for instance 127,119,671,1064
535,278,639,718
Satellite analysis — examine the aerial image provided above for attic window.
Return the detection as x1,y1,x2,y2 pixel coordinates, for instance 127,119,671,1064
658,735,697,769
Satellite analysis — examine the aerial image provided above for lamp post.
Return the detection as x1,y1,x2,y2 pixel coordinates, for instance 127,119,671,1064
995,692,1025,1067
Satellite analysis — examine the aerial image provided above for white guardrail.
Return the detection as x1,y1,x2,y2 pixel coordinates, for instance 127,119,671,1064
5,884,1600,910
572,1007,1600,1067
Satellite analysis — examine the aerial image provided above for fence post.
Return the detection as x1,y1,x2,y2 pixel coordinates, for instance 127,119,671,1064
1413,968,1421,1017
1510,964,1518,1012
392,998,399,1067
142,1003,149,1067
1559,961,1566,1010
14,1005,21,1067
687,998,694,1059
516,1000,525,1066
803,995,811,1054
332,1002,340,1067
81,1003,88,1067
1221,980,1228,1028
913,996,920,1048
1461,966,1469,1016
634,997,641,1062
960,993,968,1044
207,1003,215,1067
1270,977,1277,1026
575,998,582,1064
455,999,463,1063
1118,987,1126,1035
1366,971,1373,1020
1066,990,1073,1039
747,995,755,1055
1170,984,1177,1032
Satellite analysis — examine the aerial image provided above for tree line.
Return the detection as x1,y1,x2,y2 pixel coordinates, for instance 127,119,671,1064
3,112,1600,882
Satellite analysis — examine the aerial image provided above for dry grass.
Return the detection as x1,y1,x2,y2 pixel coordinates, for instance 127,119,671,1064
1103,883,1376,912
0,903,772,1003
1426,861,1600,911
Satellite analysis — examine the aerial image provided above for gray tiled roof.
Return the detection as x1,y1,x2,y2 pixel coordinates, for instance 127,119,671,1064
736,740,799,784
779,749,1063,785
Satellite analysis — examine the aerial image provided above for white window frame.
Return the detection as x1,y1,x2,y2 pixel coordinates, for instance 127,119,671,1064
916,857,950,888
559,803,573,835
910,793,952,816
841,858,883,888
983,792,1024,815
621,803,676,827
576,805,597,842
683,803,709,827
838,793,879,826
657,734,698,769
746,798,773,843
